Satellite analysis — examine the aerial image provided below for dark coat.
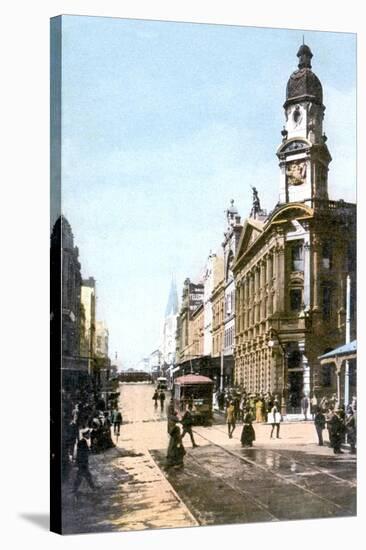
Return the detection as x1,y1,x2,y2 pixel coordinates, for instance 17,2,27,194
166,425,186,466
182,410,194,428
241,413,255,446
345,414,356,446
314,411,326,429
328,414,345,449
76,438,89,467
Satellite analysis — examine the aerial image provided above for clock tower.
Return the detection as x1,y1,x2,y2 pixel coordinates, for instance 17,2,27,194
277,44,331,205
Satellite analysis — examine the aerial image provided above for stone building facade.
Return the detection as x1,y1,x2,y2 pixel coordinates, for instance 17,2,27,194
222,200,243,385
80,277,97,374
51,216,89,398
203,252,224,357
233,45,356,414
176,278,204,368
190,303,204,358
61,216,82,362
212,280,225,358
96,321,109,358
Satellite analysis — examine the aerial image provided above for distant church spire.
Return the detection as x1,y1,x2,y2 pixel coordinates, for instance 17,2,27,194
165,276,178,317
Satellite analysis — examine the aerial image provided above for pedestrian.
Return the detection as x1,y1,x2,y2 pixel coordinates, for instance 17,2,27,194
167,398,177,433
345,405,356,454
239,394,245,422
218,391,225,411
152,389,159,408
166,417,186,469
310,393,318,419
181,406,198,448
351,395,357,413
90,418,102,453
233,396,240,420
325,407,335,448
314,406,326,446
255,396,265,423
73,429,96,496
102,412,115,450
112,408,123,436
264,392,273,422
320,395,328,412
241,406,255,447
248,394,256,416
65,420,78,462
72,403,79,425
269,400,281,439
328,409,345,454
226,401,236,439
159,390,166,411
301,394,309,420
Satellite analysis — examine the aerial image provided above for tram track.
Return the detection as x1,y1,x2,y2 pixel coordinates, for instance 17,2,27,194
190,427,353,514
186,451,279,522
195,423,357,488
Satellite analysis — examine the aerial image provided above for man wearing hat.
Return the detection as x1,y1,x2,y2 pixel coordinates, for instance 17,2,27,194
73,429,96,496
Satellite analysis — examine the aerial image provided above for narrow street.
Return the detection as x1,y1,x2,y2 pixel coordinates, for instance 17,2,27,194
62,383,356,534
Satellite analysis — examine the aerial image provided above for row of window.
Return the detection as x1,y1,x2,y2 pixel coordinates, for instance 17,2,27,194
290,240,355,273
224,326,234,350
225,290,235,317
236,285,341,324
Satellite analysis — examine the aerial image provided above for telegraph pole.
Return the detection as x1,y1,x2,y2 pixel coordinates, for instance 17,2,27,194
344,274,351,407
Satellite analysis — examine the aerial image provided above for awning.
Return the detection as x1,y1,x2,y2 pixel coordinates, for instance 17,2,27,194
318,340,357,363
174,374,214,385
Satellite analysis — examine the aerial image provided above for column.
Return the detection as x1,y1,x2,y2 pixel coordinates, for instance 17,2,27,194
312,235,320,311
303,240,311,309
274,239,285,313
266,252,272,283
260,260,265,320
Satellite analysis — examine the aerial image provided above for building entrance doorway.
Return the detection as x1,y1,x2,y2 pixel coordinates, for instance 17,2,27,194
287,370,303,414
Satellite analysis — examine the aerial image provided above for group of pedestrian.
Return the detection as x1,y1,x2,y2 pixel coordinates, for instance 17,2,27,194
217,388,279,423
314,402,357,454
62,396,125,498
225,397,282,445
90,412,115,453
152,389,166,410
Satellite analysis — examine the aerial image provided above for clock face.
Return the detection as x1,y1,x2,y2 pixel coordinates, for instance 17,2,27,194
286,160,307,185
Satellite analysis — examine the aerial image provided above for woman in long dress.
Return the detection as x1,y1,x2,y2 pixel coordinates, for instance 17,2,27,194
166,421,186,469
241,407,256,447
255,397,265,422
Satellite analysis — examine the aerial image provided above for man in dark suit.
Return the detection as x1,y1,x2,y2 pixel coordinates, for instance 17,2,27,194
314,407,326,446
181,407,198,447
73,429,96,496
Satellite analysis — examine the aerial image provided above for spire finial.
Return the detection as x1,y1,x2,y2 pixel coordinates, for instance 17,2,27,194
297,42,313,69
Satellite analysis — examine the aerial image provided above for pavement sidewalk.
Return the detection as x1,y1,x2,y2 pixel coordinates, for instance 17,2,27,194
61,438,197,534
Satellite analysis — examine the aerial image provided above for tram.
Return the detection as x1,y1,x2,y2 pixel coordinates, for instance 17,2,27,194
156,376,168,390
173,374,214,426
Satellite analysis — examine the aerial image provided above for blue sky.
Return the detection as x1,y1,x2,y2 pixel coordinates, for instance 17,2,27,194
57,16,356,369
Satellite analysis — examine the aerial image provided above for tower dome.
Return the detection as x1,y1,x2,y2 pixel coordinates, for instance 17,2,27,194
285,44,323,107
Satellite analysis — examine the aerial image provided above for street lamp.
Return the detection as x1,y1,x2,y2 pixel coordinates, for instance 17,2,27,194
268,329,287,417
